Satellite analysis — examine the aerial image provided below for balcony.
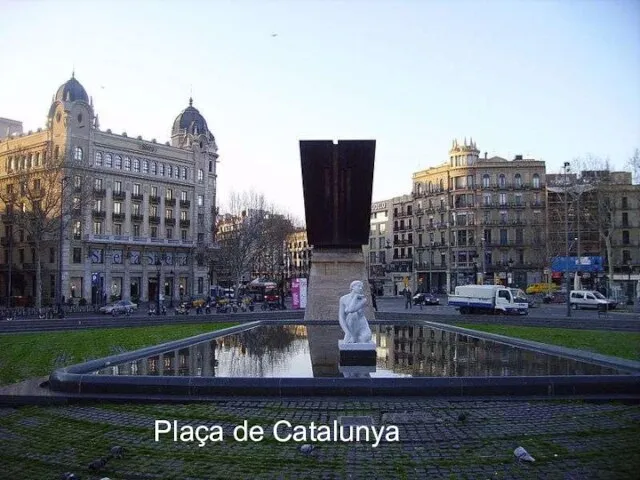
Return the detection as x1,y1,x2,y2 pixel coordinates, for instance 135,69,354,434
112,212,126,222
165,218,176,226
165,198,176,207
180,200,191,209
92,210,106,219
530,201,545,208
112,191,126,200
149,215,161,224
149,195,161,204
131,193,144,201
93,188,106,198
131,214,144,223
180,219,191,228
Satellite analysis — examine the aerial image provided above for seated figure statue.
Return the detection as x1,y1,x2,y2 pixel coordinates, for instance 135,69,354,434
338,280,372,344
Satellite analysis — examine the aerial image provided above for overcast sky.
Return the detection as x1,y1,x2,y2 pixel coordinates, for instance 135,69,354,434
1,0,638,222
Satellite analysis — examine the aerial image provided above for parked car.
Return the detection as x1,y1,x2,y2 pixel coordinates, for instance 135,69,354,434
569,290,617,311
413,293,440,306
99,300,138,315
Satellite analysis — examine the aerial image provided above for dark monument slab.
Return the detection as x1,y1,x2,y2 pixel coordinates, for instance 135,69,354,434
300,140,376,249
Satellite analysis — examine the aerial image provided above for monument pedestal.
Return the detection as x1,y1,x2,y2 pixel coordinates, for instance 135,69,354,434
338,341,376,366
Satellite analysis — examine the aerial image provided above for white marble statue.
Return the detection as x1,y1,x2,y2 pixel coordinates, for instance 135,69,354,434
338,280,373,344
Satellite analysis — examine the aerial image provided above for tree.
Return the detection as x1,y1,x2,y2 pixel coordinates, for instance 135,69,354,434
627,148,639,185
214,191,295,293
0,148,93,308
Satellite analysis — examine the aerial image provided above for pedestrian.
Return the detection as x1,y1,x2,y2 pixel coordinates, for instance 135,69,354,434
404,288,412,309
371,290,378,312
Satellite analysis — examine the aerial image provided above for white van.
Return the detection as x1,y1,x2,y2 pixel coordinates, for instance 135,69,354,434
569,290,617,311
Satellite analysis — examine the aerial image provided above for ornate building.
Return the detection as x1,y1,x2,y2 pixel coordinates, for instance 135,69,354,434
0,74,218,306
411,139,547,292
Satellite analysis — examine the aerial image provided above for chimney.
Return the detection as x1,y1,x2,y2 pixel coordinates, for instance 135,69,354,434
484,152,487,159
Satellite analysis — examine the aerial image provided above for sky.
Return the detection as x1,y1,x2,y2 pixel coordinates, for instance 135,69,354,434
1,0,639,223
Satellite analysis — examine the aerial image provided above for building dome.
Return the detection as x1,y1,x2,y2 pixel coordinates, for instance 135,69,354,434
54,73,89,103
171,98,212,138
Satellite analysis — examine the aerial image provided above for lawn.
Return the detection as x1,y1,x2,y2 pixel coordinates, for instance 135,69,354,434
456,324,640,361
0,322,237,385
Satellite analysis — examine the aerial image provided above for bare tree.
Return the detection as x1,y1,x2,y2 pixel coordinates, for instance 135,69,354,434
627,148,639,185
0,149,93,308
214,191,295,293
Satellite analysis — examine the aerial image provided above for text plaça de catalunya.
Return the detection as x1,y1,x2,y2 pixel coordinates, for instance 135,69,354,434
155,420,399,448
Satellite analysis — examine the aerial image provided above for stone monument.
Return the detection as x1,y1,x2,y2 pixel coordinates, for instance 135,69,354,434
300,140,376,376
338,280,376,367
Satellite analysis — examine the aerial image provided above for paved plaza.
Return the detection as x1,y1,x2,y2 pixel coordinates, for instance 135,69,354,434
1,397,639,479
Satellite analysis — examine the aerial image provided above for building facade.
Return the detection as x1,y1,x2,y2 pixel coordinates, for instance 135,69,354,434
364,199,392,295
0,74,218,306
285,229,312,280
0,117,23,140
411,139,547,293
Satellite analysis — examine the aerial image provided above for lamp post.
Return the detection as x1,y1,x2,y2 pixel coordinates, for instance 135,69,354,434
563,161,572,317
384,240,392,295
56,176,69,311
481,237,486,285
415,245,425,293
507,258,514,287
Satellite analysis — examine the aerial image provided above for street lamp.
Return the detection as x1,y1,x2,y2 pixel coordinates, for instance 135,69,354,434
415,245,425,293
56,176,70,311
507,258,514,287
563,161,572,317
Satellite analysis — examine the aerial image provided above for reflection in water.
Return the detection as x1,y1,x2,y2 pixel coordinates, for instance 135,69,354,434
96,324,626,378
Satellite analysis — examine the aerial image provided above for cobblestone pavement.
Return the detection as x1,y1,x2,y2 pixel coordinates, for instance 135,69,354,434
1,398,639,479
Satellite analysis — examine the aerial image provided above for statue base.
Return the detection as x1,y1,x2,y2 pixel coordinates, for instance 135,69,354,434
338,341,376,366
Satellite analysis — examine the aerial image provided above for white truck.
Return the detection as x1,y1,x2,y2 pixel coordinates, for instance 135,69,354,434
448,285,529,315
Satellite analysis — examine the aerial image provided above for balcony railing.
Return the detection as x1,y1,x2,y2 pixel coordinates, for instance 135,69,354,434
180,219,191,228
112,191,126,200
165,198,176,206
149,195,161,204
131,193,144,201
131,214,144,222
112,213,126,222
165,218,176,226
93,188,106,197
149,215,161,224
180,200,191,208
92,210,106,219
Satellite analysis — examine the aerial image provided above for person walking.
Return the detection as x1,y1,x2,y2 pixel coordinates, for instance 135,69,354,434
371,290,378,312
404,288,412,309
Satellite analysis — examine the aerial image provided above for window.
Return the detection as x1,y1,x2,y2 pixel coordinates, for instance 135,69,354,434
181,167,187,179
73,146,83,161
19,249,25,263
181,229,188,241
94,199,103,211
132,203,141,215
94,178,102,189
198,169,204,183
93,221,103,235
105,153,112,167
114,223,122,235
198,213,204,224
483,193,491,206
34,152,40,166
180,210,188,221
165,208,173,219
209,161,212,172
150,205,158,216
114,181,122,193
33,178,41,190
516,229,524,244
151,186,157,197
197,194,204,206
181,191,188,201
113,202,122,214
622,212,629,227
143,159,149,173
48,246,54,263
114,155,122,169
515,194,522,206
73,175,81,188
166,188,173,200
197,277,204,295
499,193,507,205
622,231,630,245
175,167,180,179
197,233,204,243
151,226,158,238
73,221,81,239
498,174,506,188
133,224,140,237
482,174,490,188
622,197,628,209
124,156,131,170
500,212,508,224
96,152,104,166
133,183,141,196
167,165,173,177
159,163,165,176
166,228,173,239
151,162,157,175
500,229,508,245
133,158,140,172
514,173,522,187
532,174,540,188
622,250,631,264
